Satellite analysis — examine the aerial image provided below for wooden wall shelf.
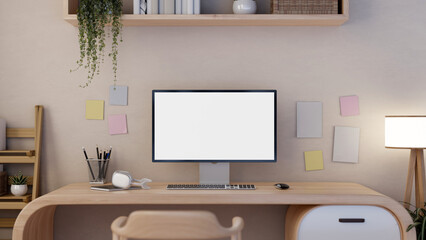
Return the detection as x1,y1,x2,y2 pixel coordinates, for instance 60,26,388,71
0,202,28,210
64,0,349,26
0,218,16,228
0,156,35,164
0,150,35,156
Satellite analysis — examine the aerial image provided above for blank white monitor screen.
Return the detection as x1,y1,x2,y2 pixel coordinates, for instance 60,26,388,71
153,90,276,162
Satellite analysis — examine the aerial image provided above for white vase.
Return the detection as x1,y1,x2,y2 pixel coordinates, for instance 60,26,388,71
11,184,27,196
233,0,257,14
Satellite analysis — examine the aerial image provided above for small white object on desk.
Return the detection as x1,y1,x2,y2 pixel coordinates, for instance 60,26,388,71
112,170,152,189
91,185,140,191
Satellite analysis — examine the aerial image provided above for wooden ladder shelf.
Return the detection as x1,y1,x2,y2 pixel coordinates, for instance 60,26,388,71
0,106,43,229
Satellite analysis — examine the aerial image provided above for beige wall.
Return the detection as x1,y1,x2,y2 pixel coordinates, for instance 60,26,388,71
1,0,426,239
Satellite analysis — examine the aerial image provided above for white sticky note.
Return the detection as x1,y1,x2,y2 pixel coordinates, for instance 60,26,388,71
333,126,360,163
297,102,322,138
109,86,128,106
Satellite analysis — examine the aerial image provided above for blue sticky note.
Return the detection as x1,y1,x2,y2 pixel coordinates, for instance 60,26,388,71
109,85,128,106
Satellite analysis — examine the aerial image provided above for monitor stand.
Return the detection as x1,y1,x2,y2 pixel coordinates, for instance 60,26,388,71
199,162,230,185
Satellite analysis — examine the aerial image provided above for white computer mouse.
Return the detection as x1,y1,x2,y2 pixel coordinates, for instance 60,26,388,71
112,170,152,189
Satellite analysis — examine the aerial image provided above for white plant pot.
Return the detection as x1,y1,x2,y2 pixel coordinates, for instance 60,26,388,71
233,0,257,14
11,184,27,196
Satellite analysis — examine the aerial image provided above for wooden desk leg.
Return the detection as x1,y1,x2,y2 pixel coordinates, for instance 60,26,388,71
13,205,56,240
415,149,425,208
285,205,317,240
404,150,416,209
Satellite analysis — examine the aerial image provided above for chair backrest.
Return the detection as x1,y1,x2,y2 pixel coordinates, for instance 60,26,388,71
111,210,244,240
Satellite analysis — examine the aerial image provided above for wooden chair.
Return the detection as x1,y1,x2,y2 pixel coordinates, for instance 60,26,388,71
111,210,244,240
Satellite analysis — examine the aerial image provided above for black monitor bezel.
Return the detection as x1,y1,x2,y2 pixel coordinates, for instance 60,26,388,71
152,90,277,163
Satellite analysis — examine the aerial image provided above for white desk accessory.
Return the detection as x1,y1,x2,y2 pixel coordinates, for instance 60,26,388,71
112,170,152,189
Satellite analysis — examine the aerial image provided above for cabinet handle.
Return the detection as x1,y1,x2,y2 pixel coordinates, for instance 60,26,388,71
339,218,365,223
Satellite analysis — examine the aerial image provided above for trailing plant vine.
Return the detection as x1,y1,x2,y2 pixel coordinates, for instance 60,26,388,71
71,0,123,88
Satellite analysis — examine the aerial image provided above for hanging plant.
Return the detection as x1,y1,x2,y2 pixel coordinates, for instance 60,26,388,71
406,202,426,240
71,0,123,88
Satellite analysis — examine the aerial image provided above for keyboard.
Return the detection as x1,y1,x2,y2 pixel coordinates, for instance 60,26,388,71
166,184,256,190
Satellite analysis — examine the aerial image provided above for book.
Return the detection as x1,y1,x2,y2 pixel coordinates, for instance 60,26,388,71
91,185,141,192
194,0,200,14
0,171,6,196
159,0,163,13
133,0,140,14
159,0,175,14
182,0,193,14
0,119,5,151
147,0,159,14
159,0,174,14
140,0,147,14
175,0,182,14
164,0,175,14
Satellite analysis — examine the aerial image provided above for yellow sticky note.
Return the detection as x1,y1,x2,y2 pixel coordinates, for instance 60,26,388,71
86,100,104,120
304,151,324,171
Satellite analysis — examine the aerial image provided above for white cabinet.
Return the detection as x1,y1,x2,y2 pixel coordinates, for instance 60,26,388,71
298,205,401,240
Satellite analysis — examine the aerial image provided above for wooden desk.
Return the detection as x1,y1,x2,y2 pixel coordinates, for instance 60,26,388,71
12,182,415,240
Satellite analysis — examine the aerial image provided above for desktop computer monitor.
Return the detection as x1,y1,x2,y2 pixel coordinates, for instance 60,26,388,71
152,90,277,184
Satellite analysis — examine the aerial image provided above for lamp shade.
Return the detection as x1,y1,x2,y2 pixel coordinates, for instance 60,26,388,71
385,116,426,149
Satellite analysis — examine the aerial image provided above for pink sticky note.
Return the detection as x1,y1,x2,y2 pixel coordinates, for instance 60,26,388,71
340,95,359,116
108,114,127,135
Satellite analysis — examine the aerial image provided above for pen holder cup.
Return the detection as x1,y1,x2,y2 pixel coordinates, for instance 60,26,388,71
86,158,110,184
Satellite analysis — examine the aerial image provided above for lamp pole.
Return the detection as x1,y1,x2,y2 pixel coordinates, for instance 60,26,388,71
404,149,425,209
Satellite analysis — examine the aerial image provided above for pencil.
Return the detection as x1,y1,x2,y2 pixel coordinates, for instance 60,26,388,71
108,146,112,159
96,145,100,159
82,147,95,180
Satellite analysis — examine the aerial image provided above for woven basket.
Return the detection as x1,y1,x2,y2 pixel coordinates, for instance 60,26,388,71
0,172,7,196
271,0,339,14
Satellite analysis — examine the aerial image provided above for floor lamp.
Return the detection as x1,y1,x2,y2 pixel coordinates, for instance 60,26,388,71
385,116,426,209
